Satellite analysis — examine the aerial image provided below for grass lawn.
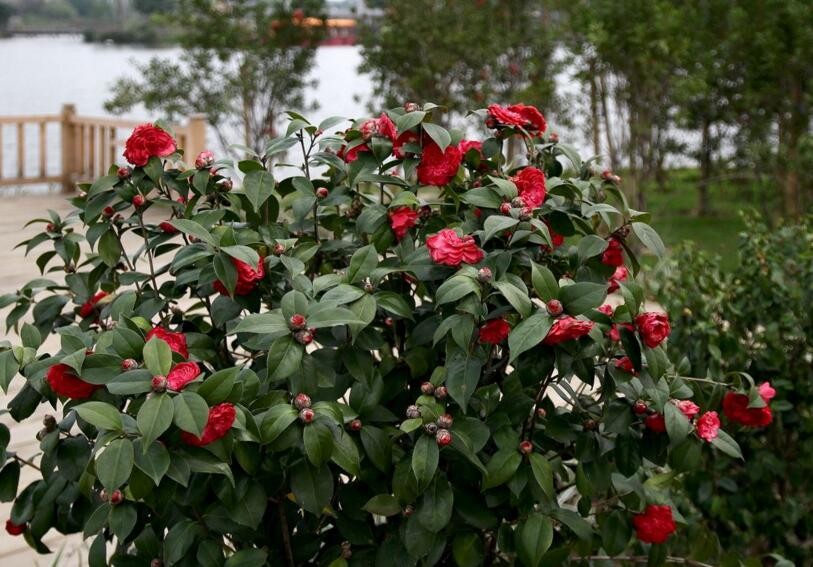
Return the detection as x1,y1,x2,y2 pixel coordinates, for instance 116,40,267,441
635,168,771,270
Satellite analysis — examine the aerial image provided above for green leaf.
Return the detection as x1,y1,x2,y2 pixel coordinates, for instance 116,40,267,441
531,262,559,301
143,337,172,376
711,429,743,459
225,549,268,567
395,111,426,132
222,245,260,268
242,170,275,213
213,253,237,295
559,282,607,315
98,230,122,267
445,347,484,410
374,291,414,320
632,222,666,258
169,219,216,246
416,477,454,531
74,401,123,431
411,435,439,490
601,510,632,556
96,438,134,490
482,215,519,244
528,453,554,499
304,422,334,467
422,122,451,153
452,533,485,567
267,335,303,381
363,494,402,516
483,449,522,489
577,235,609,263
133,440,170,486
516,513,553,567
173,392,209,437
261,404,299,444
137,394,174,451
290,461,333,515
492,280,532,318
346,245,379,284
360,425,391,472
436,275,480,306
664,402,691,445
232,312,289,335
508,312,553,362
307,303,364,328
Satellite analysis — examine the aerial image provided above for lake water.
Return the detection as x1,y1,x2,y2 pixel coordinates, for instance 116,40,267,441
0,35,592,184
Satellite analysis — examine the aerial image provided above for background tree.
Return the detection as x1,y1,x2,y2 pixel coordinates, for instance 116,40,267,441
106,0,326,154
0,2,13,32
358,0,558,125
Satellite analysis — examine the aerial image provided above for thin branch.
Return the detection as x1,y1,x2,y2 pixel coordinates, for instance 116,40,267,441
277,501,295,567
13,454,41,471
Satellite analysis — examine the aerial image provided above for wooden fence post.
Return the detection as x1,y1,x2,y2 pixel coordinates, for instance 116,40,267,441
184,114,207,166
60,104,77,192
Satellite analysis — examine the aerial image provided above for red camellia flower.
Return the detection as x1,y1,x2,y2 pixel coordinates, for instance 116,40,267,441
181,403,236,446
46,363,99,399
426,229,484,266
167,362,201,391
597,304,614,317
511,166,547,208
601,237,624,267
614,356,636,374
645,413,667,433
393,130,420,159
213,256,265,296
5,519,25,536
635,312,671,348
633,504,677,544
79,291,108,318
722,381,775,427
487,103,547,134
388,207,419,240
675,399,700,419
478,318,511,345
338,141,369,163
146,327,189,359
608,322,634,342
696,411,720,442
542,317,594,346
123,123,177,167
607,265,628,293
417,142,463,186
360,112,397,143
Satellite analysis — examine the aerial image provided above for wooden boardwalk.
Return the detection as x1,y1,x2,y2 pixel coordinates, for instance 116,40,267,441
0,192,86,565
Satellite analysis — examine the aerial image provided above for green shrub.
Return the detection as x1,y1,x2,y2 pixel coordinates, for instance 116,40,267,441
653,213,813,563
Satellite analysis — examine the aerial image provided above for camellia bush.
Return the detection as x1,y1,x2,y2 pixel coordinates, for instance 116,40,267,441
652,216,809,564
0,102,755,566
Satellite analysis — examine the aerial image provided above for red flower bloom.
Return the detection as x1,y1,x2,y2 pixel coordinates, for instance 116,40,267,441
5,519,25,536
417,142,463,186
722,381,775,428
213,256,265,296
426,229,484,266
166,362,201,391
360,113,397,143
696,411,720,442
393,130,420,159
542,317,594,345
79,291,108,318
608,322,634,342
478,318,511,345
46,363,99,399
607,265,629,293
388,207,419,240
487,103,547,134
159,221,178,234
540,221,564,252
146,327,189,359
123,124,177,167
601,238,624,267
459,139,484,160
675,400,700,419
596,304,614,317
181,403,236,446
633,504,676,544
614,356,636,374
511,166,547,208
338,141,369,163
635,312,671,348
645,413,667,433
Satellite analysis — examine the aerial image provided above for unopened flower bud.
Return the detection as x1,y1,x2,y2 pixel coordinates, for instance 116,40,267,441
363,281,374,293
295,330,313,345
424,422,438,435
499,202,512,215
102,206,115,218
403,504,415,517
546,299,564,316
384,317,394,327
43,414,57,432
420,382,435,396
117,166,132,179
519,440,533,455
549,133,559,143
316,187,329,199
109,489,123,505
299,408,315,423
583,418,598,431
519,206,532,221
435,428,452,446
511,197,525,208
349,419,362,431
536,407,547,419
293,393,312,409
217,178,233,192
477,267,493,283
151,375,167,392
434,386,448,400
419,205,432,219
406,405,421,419
404,102,420,113
289,314,307,330
46,223,56,233
633,400,648,415
436,413,453,429
194,150,215,169
121,358,138,371
273,243,285,256
132,194,146,208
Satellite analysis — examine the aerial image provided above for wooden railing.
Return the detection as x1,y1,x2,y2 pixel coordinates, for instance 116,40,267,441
0,104,207,192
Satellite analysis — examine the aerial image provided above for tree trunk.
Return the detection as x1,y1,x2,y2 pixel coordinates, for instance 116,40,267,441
698,117,712,216
589,61,601,157
599,72,618,169
782,80,803,219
